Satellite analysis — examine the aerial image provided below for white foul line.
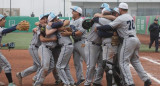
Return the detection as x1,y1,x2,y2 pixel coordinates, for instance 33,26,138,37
147,73,160,84
129,56,160,84
141,56,160,66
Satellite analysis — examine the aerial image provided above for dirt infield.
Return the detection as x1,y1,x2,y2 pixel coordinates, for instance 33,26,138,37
0,34,160,86
0,50,160,86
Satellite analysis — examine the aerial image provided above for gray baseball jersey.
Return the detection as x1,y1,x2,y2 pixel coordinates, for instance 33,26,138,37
0,27,11,73
20,27,41,79
109,13,149,85
70,17,87,81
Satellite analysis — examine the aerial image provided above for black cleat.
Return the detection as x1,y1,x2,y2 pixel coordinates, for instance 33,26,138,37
144,79,152,86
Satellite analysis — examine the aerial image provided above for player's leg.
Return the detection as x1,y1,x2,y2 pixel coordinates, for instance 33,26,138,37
93,51,104,86
0,53,16,86
52,47,62,84
65,64,75,85
16,46,40,86
18,46,40,77
130,39,151,86
73,50,85,83
84,41,101,86
75,41,87,85
119,38,136,85
56,45,74,85
34,45,54,85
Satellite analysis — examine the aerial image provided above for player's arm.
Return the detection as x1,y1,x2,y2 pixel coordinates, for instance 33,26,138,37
102,15,116,20
96,17,122,32
45,27,57,36
94,13,116,20
45,21,63,36
39,34,57,42
63,20,70,26
1,25,17,35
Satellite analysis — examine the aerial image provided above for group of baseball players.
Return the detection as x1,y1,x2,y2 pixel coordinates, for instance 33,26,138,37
0,2,152,86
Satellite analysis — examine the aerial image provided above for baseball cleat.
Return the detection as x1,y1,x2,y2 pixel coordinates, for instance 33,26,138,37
76,79,85,86
8,83,16,86
16,72,22,86
0,81,5,86
144,79,152,86
54,80,62,85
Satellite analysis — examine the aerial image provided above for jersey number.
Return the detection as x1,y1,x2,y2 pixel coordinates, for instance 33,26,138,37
127,20,135,30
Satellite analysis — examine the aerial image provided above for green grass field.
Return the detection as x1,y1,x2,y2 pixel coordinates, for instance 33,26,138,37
1,33,33,49
1,33,156,52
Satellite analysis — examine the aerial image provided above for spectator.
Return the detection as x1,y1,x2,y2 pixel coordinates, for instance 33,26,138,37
31,12,35,17
148,18,160,52
58,12,62,17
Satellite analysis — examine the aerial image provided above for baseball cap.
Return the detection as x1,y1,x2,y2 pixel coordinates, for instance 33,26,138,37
0,14,7,20
154,18,158,21
48,12,57,22
39,13,50,20
100,3,110,9
39,14,45,20
119,2,128,9
102,7,111,13
113,7,119,14
70,6,82,14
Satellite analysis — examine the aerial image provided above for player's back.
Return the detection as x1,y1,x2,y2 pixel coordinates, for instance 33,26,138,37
112,14,136,38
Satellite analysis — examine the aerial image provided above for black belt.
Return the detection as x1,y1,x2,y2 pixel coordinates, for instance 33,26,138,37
129,35,134,37
45,46,53,50
91,42,101,46
74,39,82,43
35,45,39,48
60,43,72,46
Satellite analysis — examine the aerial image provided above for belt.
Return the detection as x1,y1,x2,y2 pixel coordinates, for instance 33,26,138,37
91,42,101,46
60,43,72,46
74,39,82,43
35,45,39,48
45,46,53,50
129,35,134,37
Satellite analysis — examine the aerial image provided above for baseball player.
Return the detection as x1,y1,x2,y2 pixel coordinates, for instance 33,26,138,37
61,6,87,85
54,17,75,86
34,12,64,86
83,11,105,86
0,14,19,86
96,2,152,86
97,7,119,86
92,4,112,86
16,14,49,86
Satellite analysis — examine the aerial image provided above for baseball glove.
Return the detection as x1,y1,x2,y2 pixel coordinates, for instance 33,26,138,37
111,32,120,46
39,25,46,37
16,20,30,31
82,19,94,30
7,42,15,49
